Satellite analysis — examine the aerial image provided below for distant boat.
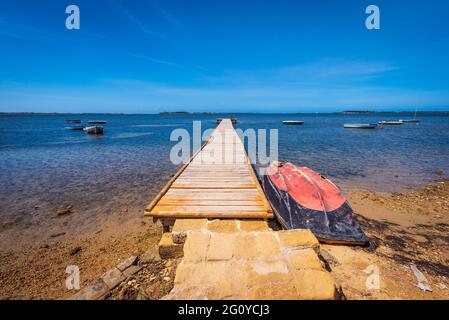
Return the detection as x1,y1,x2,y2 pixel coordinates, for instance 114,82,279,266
84,126,104,135
400,107,420,123
378,121,403,125
344,123,378,129
88,120,107,124
65,125,85,131
65,120,81,124
283,121,304,125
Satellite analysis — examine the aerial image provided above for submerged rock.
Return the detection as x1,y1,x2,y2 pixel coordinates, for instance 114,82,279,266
57,205,73,216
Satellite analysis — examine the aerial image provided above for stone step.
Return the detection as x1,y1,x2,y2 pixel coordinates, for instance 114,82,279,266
164,229,340,300
171,218,271,244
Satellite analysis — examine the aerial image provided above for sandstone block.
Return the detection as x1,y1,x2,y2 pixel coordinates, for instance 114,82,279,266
174,261,247,299
286,249,323,270
201,261,247,299
245,260,292,287
248,282,298,300
207,219,239,233
278,230,320,251
172,219,208,244
207,233,235,261
293,269,337,300
183,231,210,263
239,220,270,232
234,232,281,260
174,261,198,285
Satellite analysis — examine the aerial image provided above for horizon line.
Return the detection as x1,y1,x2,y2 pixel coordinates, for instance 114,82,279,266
1,110,449,115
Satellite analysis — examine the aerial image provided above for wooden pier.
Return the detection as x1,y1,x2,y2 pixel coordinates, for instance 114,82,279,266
145,119,273,221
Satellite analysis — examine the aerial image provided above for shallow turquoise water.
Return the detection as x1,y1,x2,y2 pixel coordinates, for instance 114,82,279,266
0,113,448,229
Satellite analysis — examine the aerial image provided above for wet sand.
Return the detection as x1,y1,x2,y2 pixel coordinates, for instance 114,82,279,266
0,180,448,299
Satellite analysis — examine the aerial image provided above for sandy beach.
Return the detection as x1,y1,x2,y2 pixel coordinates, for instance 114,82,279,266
0,178,448,300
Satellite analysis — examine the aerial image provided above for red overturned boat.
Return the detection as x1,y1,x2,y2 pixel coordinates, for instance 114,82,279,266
262,162,368,245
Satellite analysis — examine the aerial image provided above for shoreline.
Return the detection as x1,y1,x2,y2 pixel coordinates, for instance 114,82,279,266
0,179,448,299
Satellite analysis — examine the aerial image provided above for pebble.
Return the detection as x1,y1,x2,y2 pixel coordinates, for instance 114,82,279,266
57,205,73,216
163,277,171,282
69,246,82,256
50,232,66,238
127,280,136,286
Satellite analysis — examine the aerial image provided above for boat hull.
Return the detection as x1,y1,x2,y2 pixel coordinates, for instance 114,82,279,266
262,163,368,245
344,124,377,129
84,126,104,135
88,120,107,124
65,126,85,131
283,121,304,125
378,121,403,125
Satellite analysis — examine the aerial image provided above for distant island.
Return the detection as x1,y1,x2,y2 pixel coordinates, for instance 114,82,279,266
341,110,449,115
159,111,224,115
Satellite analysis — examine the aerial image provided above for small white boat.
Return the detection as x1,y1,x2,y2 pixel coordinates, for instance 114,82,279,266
65,125,85,131
283,121,304,125
344,123,378,129
378,121,403,125
84,126,104,135
88,120,107,124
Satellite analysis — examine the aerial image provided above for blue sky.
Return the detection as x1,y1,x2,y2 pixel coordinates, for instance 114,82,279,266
1,0,449,113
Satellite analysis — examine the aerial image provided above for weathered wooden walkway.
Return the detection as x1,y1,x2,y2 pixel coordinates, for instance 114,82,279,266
145,119,273,219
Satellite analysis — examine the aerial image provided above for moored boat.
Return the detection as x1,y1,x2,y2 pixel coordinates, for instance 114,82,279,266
283,120,304,125
88,120,107,124
378,121,403,125
65,120,81,124
344,123,378,129
262,162,368,245
64,125,85,131
84,126,104,135
400,107,420,123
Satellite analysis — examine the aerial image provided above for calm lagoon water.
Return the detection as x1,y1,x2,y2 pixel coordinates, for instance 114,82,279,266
0,113,448,228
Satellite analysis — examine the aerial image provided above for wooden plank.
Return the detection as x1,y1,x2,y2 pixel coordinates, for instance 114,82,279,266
152,205,266,213
160,194,262,201
176,178,253,182
145,211,273,219
165,189,260,195
158,199,264,206
178,174,252,178
171,184,256,189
